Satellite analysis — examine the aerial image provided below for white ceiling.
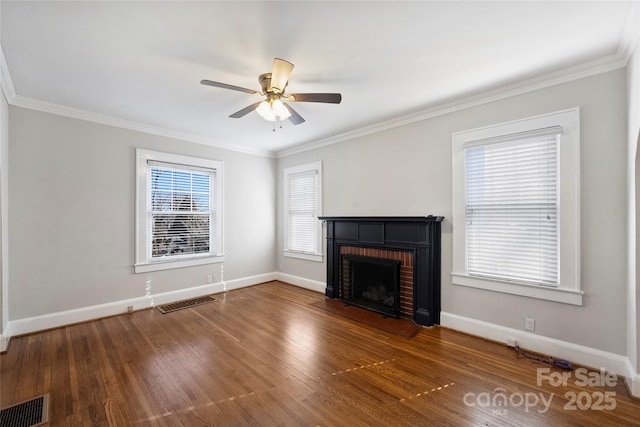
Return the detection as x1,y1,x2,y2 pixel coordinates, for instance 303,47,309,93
1,1,636,156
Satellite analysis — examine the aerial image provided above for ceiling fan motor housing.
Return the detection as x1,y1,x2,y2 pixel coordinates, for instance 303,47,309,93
259,72,287,95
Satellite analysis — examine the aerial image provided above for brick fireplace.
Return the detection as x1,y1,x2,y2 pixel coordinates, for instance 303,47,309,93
340,247,412,318
319,216,443,326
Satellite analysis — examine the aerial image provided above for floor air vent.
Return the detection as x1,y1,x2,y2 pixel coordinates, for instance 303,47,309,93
157,295,216,314
0,394,49,427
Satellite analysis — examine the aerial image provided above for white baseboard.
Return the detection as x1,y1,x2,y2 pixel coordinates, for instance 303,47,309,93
0,274,321,353
441,311,639,397
223,272,277,291
5,273,277,338
274,272,326,293
631,374,640,398
624,358,640,398
0,333,9,352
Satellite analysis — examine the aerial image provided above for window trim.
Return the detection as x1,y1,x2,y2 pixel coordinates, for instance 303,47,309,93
134,149,224,273
451,108,582,305
283,161,323,262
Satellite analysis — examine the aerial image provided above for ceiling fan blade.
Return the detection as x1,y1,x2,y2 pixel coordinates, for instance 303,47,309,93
284,103,305,125
271,58,294,93
287,93,342,104
229,101,263,118
201,79,261,95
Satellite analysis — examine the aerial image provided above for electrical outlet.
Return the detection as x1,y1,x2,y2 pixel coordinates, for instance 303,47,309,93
127,305,134,313
525,317,535,331
206,275,213,284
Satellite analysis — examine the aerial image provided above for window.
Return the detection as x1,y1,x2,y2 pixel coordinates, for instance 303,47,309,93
465,131,558,285
135,149,223,273
284,161,323,262
452,108,582,305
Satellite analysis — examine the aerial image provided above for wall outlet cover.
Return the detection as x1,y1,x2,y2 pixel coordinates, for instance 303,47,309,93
525,317,535,331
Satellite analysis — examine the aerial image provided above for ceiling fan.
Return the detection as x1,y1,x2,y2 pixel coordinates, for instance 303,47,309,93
201,58,342,127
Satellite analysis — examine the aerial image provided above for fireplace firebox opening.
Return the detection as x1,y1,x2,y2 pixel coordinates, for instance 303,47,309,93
340,254,401,318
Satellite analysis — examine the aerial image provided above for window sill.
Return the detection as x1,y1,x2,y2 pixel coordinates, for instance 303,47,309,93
284,250,323,263
451,272,583,306
134,255,225,274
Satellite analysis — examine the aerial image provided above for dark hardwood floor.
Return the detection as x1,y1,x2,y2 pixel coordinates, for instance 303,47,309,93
1,281,638,426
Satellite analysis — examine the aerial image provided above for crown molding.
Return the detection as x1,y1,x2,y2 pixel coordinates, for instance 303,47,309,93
1,45,276,158
2,47,630,162
3,3,637,162
9,94,275,158
277,2,638,159
618,1,640,63
276,52,628,158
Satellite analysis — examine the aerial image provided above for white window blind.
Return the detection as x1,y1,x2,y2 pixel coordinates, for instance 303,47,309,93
464,133,559,285
148,161,216,260
287,169,319,254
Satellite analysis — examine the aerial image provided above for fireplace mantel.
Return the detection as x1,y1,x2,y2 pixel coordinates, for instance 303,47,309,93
319,216,443,326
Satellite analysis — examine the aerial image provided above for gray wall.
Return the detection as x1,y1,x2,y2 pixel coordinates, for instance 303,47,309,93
628,35,640,374
4,67,631,359
9,107,276,320
278,69,628,355
0,76,7,337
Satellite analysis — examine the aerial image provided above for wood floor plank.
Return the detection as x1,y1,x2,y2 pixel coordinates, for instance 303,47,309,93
2,281,639,426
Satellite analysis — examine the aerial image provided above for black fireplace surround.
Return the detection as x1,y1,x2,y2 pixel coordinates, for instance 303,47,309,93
319,216,443,326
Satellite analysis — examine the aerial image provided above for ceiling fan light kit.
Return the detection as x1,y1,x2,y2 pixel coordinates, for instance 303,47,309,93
201,58,342,129
256,98,291,121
